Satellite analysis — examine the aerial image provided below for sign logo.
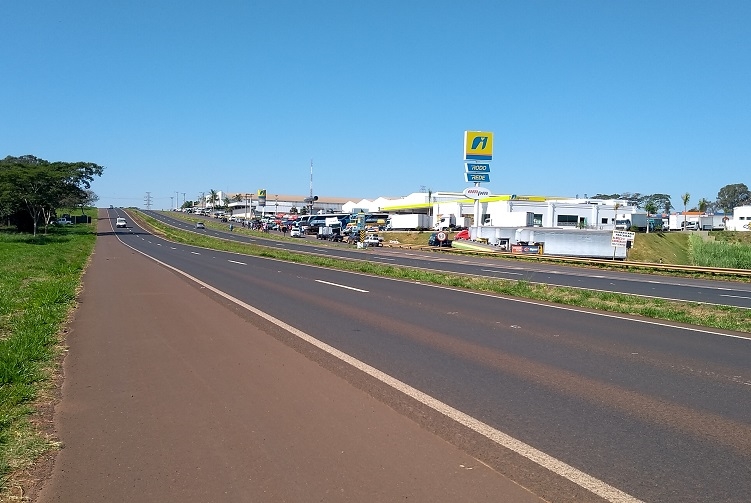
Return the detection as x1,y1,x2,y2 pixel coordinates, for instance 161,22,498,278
464,131,494,161
257,189,267,206
465,163,490,173
463,187,492,199
465,173,490,183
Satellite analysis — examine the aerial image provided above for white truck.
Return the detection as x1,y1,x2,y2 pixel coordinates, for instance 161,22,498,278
614,212,647,232
433,215,471,231
387,214,431,230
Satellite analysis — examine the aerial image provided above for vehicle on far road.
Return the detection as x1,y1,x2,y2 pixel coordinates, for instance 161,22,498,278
363,234,383,247
290,226,302,237
195,222,205,229
115,218,127,228
56,218,73,225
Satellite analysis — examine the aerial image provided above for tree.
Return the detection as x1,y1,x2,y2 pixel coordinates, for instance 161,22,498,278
681,192,690,229
0,155,104,235
716,183,750,214
208,189,218,209
644,201,657,216
698,198,709,214
591,193,621,200
289,206,298,214
663,199,672,216
640,193,672,215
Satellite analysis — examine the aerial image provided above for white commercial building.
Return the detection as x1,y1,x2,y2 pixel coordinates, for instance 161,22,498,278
348,192,640,231
725,205,751,231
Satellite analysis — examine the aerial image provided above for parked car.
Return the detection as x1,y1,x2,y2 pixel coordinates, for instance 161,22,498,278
195,222,205,229
363,234,383,247
56,218,73,225
682,221,699,231
115,218,127,228
453,229,470,240
428,232,451,247
290,226,302,237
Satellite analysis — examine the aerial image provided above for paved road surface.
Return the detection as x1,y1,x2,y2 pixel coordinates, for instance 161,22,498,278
38,212,543,501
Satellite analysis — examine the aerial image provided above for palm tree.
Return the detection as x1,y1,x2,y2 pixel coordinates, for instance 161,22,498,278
613,202,621,227
208,189,218,209
682,192,690,229
698,198,709,214
644,201,657,232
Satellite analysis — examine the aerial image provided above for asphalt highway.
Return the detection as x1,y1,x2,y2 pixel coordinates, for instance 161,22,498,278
97,209,751,502
145,209,751,309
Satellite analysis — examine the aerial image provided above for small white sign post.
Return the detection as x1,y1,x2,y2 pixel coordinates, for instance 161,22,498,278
611,230,636,259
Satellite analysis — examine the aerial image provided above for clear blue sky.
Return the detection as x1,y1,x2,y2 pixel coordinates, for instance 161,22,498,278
3,0,749,210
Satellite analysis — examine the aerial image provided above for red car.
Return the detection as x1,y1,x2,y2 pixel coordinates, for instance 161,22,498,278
453,229,470,240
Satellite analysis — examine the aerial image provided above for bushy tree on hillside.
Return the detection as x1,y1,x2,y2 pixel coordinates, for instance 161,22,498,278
0,155,104,235
716,183,750,213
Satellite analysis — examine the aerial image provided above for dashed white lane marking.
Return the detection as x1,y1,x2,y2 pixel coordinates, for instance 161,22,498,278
315,280,369,293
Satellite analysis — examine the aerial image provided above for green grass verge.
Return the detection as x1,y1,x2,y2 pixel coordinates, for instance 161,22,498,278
137,211,751,333
0,215,96,494
689,233,751,268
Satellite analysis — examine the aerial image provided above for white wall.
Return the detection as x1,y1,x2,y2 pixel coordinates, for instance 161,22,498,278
725,205,751,231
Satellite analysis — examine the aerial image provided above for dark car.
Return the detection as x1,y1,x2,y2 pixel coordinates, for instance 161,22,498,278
428,232,451,247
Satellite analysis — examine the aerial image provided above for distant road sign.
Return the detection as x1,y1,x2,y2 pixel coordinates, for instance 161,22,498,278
465,163,491,173
436,232,447,242
465,173,490,183
464,131,494,161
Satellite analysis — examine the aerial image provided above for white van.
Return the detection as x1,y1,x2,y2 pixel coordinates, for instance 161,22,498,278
682,221,699,231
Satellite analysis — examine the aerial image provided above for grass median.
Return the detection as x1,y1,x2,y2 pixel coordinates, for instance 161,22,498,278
0,219,96,497
137,211,751,334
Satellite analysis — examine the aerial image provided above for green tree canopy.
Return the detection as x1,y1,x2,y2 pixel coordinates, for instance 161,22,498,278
0,155,104,234
640,193,672,214
716,183,750,213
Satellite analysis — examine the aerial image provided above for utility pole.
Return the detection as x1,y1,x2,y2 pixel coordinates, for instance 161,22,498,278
309,159,313,214
182,192,186,208
170,196,174,210
144,192,153,210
